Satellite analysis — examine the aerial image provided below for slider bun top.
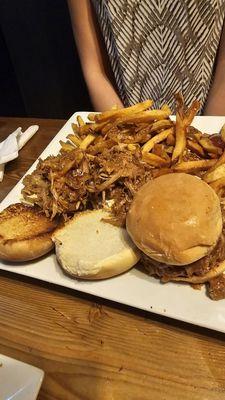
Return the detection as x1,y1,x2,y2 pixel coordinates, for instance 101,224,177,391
126,173,222,266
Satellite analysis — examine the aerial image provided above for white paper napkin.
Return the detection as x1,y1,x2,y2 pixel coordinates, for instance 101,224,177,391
0,125,39,182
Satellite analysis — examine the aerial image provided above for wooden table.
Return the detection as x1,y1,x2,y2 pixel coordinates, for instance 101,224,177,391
0,117,225,400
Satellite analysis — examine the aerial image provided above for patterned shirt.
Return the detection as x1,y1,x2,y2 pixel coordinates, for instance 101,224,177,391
92,0,225,112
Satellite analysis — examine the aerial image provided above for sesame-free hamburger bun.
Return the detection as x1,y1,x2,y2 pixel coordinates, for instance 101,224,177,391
53,209,140,279
126,173,222,266
0,203,58,262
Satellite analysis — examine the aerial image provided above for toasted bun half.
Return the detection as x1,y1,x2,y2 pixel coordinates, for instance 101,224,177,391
52,209,140,279
126,173,222,266
0,203,58,261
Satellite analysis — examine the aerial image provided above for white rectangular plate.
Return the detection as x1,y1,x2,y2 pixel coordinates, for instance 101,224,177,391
0,354,44,400
1,113,225,333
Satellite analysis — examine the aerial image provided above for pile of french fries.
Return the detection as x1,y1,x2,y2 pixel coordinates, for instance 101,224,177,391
59,93,225,197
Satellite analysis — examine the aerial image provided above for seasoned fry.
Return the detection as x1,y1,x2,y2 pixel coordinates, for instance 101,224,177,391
79,134,96,150
203,149,225,180
203,164,225,183
173,159,217,173
142,128,173,153
187,139,205,157
172,94,186,162
77,115,85,127
117,109,171,124
67,134,82,147
172,94,200,162
150,119,173,133
71,122,80,135
209,177,225,195
166,133,175,146
220,123,225,143
94,99,153,122
198,137,222,155
59,141,75,152
142,152,170,167
184,99,200,126
161,104,172,114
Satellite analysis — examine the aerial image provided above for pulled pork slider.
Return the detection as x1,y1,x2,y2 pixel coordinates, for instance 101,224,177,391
126,173,225,299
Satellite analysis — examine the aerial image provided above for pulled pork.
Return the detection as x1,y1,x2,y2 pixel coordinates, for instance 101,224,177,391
22,147,153,225
142,230,225,300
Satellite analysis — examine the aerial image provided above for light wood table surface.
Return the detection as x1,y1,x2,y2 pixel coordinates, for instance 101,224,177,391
0,117,225,400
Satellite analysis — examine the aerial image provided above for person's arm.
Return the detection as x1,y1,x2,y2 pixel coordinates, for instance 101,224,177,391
67,0,123,111
204,22,225,115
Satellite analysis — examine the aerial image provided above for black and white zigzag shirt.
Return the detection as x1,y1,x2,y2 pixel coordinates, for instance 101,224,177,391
92,0,225,112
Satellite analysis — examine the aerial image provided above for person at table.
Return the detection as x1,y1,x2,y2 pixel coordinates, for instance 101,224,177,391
67,0,225,115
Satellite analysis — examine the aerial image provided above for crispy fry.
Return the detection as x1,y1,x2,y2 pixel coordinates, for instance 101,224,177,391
172,94,186,162
220,123,225,143
198,137,222,155
173,159,217,173
142,128,173,153
203,149,225,180
67,134,82,147
166,133,175,146
203,164,225,183
94,99,153,122
187,139,205,157
184,100,200,126
60,141,75,152
172,94,200,162
161,104,172,114
71,122,80,135
209,177,225,195
77,115,85,126
79,134,96,150
150,119,173,133
78,120,108,135
127,144,138,151
152,144,170,161
87,113,97,121
117,109,171,124
142,152,170,167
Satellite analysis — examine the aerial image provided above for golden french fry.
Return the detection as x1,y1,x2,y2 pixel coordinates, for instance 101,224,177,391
172,95,186,162
142,152,170,167
184,100,200,126
198,137,222,155
172,94,200,162
165,146,174,154
220,123,225,143
152,144,171,162
79,134,96,150
127,144,138,151
78,120,108,135
150,119,173,133
118,109,171,124
187,139,205,157
111,104,118,110
60,141,75,152
209,177,225,195
77,115,85,126
161,104,172,114
166,133,175,146
203,149,225,180
95,99,153,122
87,113,97,121
71,122,80,135
67,134,82,147
203,164,225,183
173,159,217,173
142,128,173,153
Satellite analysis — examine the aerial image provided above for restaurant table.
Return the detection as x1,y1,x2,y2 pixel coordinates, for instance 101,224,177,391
0,116,225,400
